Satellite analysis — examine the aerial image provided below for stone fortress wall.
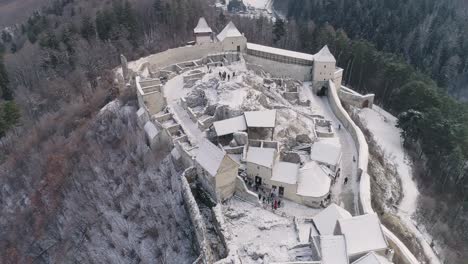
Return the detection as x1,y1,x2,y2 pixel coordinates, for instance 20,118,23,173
339,85,375,108
123,19,419,264
244,54,312,81
327,81,419,264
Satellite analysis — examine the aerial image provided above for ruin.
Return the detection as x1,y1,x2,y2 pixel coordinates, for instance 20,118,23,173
121,17,420,264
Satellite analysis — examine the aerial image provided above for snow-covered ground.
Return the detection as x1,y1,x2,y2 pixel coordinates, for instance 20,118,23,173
218,0,276,20
358,106,441,264
302,83,360,215
243,0,273,11
223,198,320,263
159,61,363,261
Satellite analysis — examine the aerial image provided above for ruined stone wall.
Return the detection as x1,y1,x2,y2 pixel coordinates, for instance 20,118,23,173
146,43,223,70
181,167,214,264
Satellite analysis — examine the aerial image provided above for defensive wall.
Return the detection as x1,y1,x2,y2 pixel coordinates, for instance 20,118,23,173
327,80,419,264
126,38,419,263
145,43,222,71
244,54,312,81
181,167,214,264
339,85,375,109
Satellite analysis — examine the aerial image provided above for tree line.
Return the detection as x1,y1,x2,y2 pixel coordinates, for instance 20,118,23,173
0,0,466,261
276,0,468,99
269,1,468,260
0,0,207,262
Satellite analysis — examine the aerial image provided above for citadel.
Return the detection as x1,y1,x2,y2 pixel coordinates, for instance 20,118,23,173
118,18,420,264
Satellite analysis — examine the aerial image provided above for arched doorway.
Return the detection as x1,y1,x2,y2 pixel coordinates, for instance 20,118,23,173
362,100,369,108
317,86,328,96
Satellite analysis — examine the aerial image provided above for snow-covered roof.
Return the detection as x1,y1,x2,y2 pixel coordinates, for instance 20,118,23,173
246,42,314,61
217,21,243,41
137,107,146,117
171,147,181,159
319,235,349,264
297,161,331,198
244,110,276,128
352,252,393,264
271,162,299,184
310,139,342,167
312,203,352,235
144,121,159,140
314,45,336,63
336,214,388,257
194,17,213,34
195,139,226,176
213,115,247,136
246,147,276,168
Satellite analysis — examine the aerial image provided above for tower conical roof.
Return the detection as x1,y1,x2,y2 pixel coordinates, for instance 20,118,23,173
217,21,242,41
314,45,336,63
194,17,212,34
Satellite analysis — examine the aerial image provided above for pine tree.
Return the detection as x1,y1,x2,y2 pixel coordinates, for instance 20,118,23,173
216,12,227,31
0,101,20,137
80,15,96,41
273,18,286,44
95,10,115,40
0,55,12,100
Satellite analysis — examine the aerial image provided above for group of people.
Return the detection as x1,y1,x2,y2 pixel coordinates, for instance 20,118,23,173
258,190,282,211
218,71,235,81
242,176,284,211
206,64,236,82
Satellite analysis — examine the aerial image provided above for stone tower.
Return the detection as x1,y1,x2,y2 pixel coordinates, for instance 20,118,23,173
194,17,213,45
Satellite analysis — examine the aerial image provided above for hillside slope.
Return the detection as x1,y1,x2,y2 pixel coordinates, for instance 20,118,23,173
0,99,196,263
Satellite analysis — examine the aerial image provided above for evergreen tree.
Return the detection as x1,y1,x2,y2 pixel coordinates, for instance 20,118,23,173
273,18,286,44
95,10,115,40
80,15,96,41
227,0,246,12
216,12,227,31
0,55,12,100
0,101,20,137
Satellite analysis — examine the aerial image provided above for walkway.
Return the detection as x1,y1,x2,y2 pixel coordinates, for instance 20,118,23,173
164,73,205,145
300,83,359,215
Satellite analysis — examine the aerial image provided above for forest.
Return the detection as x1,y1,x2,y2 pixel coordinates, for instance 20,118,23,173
0,0,467,262
0,0,208,262
272,0,468,261
275,0,468,98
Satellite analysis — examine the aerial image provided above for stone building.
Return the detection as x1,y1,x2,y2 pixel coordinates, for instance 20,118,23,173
334,213,389,261
195,139,240,202
310,138,342,173
216,21,247,52
194,17,213,44
136,76,167,115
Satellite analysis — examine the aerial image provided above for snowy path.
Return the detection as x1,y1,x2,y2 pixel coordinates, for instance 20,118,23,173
358,106,419,214
164,74,205,145
170,103,205,145
301,83,359,215
358,106,441,264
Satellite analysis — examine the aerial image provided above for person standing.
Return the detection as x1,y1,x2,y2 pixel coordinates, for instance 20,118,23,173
274,199,278,210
